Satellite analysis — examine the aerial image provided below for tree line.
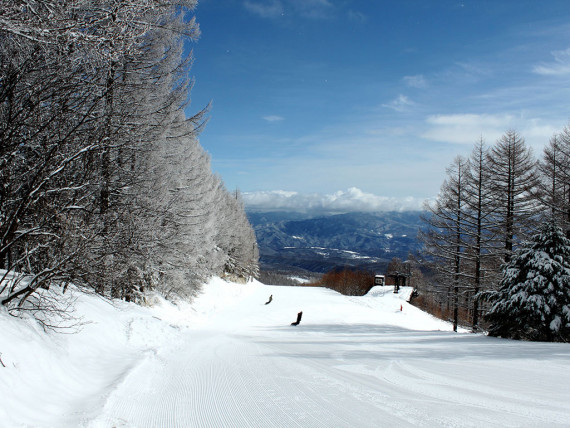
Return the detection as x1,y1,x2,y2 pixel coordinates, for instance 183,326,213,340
420,127,570,334
0,1,258,320
317,267,375,296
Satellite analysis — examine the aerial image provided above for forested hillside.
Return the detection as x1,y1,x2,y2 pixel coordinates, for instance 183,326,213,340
0,1,258,321
248,211,423,273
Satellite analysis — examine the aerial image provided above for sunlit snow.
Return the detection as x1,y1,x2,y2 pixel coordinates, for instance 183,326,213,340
1,279,570,427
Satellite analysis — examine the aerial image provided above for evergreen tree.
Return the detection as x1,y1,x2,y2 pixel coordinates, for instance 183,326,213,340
485,221,570,342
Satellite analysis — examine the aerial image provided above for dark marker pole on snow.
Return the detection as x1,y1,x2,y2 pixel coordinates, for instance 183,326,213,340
291,311,303,326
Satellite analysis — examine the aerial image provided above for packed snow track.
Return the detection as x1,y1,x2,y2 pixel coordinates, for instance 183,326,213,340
2,280,570,427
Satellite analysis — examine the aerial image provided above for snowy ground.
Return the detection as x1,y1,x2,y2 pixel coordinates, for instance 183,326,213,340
2,279,570,427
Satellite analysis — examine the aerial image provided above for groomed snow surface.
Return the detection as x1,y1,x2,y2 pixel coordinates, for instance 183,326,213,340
2,279,570,427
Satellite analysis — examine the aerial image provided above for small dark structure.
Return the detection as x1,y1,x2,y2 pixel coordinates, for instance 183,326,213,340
388,273,409,293
265,294,273,305
291,311,303,326
374,273,409,293
374,275,385,286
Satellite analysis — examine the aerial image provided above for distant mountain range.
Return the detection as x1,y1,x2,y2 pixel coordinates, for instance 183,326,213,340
247,211,425,274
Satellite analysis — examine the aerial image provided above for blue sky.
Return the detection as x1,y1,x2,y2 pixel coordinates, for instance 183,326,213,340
187,0,570,211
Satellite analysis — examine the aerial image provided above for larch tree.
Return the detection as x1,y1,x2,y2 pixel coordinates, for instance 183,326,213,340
150,131,221,299
0,1,107,308
418,124,570,335
77,2,204,301
487,130,540,262
1,0,258,318
420,156,470,332
538,127,570,236
214,188,259,282
462,139,500,330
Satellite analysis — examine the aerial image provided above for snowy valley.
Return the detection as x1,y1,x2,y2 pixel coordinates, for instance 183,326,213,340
2,279,569,427
4,2,570,427
248,211,423,274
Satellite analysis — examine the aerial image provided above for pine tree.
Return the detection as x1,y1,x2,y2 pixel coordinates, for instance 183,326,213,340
485,221,570,342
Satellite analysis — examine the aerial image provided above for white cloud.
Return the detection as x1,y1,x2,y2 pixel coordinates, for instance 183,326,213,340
263,115,285,122
292,0,334,19
382,95,415,112
403,74,427,88
421,113,561,151
243,0,284,19
533,47,570,76
243,0,334,20
304,0,333,6
242,188,425,213
422,113,514,144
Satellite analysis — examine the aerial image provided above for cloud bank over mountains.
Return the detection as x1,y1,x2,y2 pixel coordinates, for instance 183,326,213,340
242,187,426,213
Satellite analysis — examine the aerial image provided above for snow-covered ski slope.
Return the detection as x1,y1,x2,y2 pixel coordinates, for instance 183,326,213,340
2,279,570,427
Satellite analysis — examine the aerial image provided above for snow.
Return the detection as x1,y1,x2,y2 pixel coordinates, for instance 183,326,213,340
289,276,311,284
340,250,375,260
2,279,570,427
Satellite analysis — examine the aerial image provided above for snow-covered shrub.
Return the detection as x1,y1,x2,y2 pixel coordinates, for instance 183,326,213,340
485,220,570,342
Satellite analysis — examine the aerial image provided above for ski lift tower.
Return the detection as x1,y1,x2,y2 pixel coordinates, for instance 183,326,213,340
391,261,412,294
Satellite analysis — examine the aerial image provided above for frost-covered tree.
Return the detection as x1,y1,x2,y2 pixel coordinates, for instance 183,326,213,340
1,0,258,315
148,130,221,299
0,5,104,306
214,188,259,282
485,221,570,342
77,3,205,301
